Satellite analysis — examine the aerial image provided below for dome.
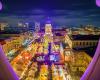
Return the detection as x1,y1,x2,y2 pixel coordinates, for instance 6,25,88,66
45,17,52,24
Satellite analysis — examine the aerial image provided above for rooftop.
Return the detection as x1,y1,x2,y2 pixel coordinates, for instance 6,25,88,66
55,33,63,36
71,35,100,40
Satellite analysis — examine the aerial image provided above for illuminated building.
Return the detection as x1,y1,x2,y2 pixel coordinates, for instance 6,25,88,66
45,23,52,35
0,22,8,31
23,22,29,28
85,24,95,31
64,48,72,62
1,35,25,55
18,22,23,27
18,22,29,28
4,26,29,33
35,22,40,32
44,19,53,43
65,35,100,49
32,22,40,40
70,51,91,72
70,25,100,35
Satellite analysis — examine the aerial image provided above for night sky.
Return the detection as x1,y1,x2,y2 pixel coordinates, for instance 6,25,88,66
0,0,100,27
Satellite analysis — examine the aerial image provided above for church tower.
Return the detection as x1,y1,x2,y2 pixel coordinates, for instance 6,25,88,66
44,18,53,43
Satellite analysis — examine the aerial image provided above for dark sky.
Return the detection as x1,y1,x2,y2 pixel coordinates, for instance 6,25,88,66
0,0,100,27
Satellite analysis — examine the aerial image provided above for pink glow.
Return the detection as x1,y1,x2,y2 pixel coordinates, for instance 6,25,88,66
96,0,100,7
0,1,2,10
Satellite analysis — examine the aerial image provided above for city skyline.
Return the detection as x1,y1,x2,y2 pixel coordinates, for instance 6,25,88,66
0,0,100,80
0,0,100,27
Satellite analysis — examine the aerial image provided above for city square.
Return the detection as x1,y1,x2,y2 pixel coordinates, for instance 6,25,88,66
0,0,100,80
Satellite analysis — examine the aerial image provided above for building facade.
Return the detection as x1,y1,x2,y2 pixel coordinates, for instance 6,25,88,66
0,22,8,31
65,35,100,49
1,35,25,55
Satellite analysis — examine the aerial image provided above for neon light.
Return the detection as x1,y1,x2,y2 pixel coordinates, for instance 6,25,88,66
96,0,100,7
0,1,2,10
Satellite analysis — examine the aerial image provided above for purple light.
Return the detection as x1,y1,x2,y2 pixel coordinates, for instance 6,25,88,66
0,1,2,10
81,39,100,80
96,0,100,7
46,17,52,24
0,45,19,80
